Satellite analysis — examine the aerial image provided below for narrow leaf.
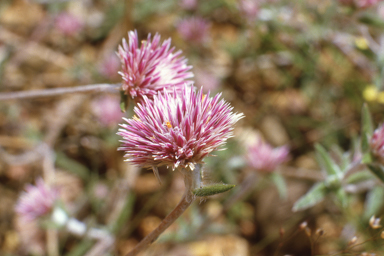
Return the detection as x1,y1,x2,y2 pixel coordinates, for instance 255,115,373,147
315,144,342,178
270,173,287,199
193,184,235,197
361,104,374,154
335,188,348,208
367,164,384,183
364,186,384,220
292,182,327,212
346,170,374,184
120,90,128,113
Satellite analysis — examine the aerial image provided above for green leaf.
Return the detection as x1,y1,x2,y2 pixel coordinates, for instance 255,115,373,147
359,14,384,28
361,151,373,164
270,173,287,199
193,184,235,197
345,170,374,184
364,186,384,220
120,90,129,113
292,182,327,212
367,164,384,183
361,104,374,154
335,188,348,208
315,144,342,178
55,152,90,180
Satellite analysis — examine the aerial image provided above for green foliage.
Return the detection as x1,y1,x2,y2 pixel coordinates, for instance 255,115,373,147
367,164,384,183
364,186,384,220
361,104,374,164
270,173,287,199
293,182,327,211
193,184,235,197
315,143,342,178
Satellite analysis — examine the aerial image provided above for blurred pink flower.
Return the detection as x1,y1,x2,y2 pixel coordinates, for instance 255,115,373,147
118,30,193,103
99,53,120,80
356,0,380,8
246,140,289,172
180,0,197,10
55,12,84,36
194,68,220,93
15,178,59,221
177,17,210,45
370,124,384,162
117,85,243,174
238,0,259,22
92,95,123,127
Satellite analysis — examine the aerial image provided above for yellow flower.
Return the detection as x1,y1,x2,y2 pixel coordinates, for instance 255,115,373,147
363,85,378,102
355,36,369,50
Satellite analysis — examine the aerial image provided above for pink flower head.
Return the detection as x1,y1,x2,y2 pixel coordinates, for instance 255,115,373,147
15,178,59,221
180,0,198,10
118,30,193,103
246,140,289,172
177,17,210,45
117,85,243,175
92,95,124,127
55,12,84,36
99,53,120,80
356,0,380,8
238,0,259,22
370,124,384,162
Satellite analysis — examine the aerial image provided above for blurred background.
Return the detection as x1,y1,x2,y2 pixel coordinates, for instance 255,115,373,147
1,0,384,255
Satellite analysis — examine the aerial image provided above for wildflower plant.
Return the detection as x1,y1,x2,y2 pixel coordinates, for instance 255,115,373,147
118,30,194,104
293,105,384,214
118,85,244,182
117,84,243,255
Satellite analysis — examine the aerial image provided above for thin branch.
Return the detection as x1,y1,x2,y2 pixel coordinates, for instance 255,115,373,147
0,83,121,101
125,167,199,256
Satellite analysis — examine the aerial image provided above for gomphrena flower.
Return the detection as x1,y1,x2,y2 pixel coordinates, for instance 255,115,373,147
370,123,384,163
177,17,210,45
15,178,59,221
118,30,193,102
55,12,84,36
246,140,289,172
117,85,243,179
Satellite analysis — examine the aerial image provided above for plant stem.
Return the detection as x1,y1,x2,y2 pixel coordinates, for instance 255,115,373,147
125,166,199,256
0,83,121,101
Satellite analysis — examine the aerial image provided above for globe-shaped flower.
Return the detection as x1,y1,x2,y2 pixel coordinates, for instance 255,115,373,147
246,140,289,172
117,85,243,177
15,178,59,221
118,30,193,103
370,123,384,163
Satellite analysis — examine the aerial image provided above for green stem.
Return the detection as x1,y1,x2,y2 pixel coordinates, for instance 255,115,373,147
125,165,201,256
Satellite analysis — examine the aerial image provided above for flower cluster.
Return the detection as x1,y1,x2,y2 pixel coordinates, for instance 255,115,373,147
118,86,243,174
246,140,289,172
15,178,59,221
118,30,193,103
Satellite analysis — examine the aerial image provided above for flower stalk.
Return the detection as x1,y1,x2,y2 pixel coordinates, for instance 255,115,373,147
125,165,201,256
